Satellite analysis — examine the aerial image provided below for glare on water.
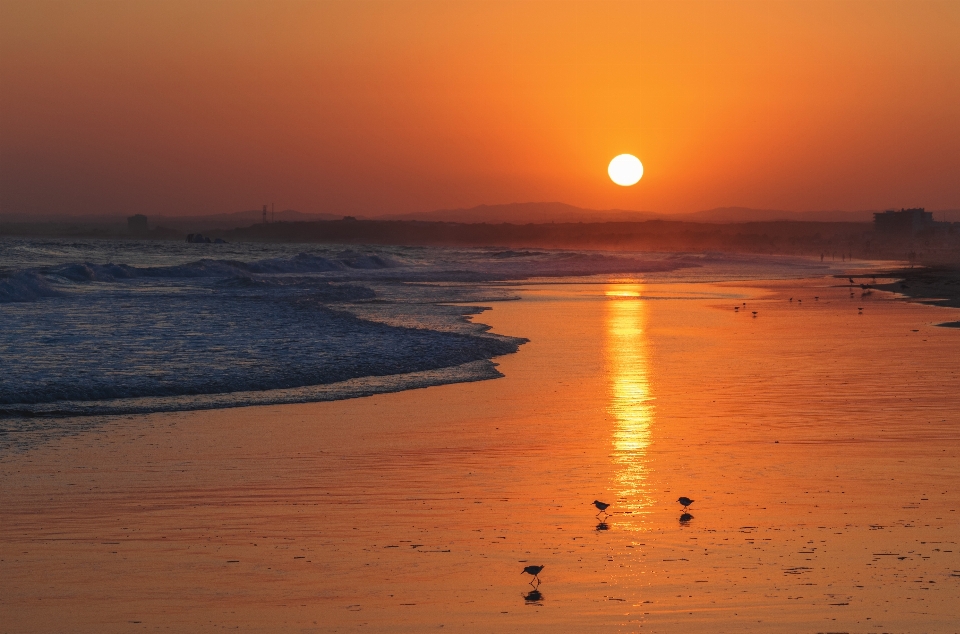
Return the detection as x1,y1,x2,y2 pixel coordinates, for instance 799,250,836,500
605,285,655,520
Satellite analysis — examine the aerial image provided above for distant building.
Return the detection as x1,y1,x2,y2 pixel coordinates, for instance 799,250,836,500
873,208,934,234
127,214,149,233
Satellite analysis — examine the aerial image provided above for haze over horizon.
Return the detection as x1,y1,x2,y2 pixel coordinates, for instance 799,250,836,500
2,1,959,220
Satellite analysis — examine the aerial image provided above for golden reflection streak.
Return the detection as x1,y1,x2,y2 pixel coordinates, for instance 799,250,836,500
604,284,654,519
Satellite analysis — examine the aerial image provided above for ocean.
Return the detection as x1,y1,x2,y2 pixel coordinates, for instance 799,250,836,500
1,237,843,425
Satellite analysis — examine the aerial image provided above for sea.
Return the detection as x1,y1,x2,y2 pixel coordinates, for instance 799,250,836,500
1,237,846,423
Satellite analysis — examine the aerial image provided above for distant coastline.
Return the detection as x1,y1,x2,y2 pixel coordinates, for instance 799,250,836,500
874,266,960,315
3,202,959,266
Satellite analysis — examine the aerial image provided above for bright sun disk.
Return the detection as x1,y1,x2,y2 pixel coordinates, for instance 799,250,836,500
608,154,643,186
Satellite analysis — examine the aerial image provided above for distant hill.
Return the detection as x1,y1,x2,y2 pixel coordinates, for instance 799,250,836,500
677,207,876,223
381,202,877,224
381,202,660,224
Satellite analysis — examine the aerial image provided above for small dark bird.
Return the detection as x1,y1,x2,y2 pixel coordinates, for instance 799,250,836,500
522,565,545,584
848,277,855,284
860,283,870,289
593,500,611,514
752,311,758,317
814,296,819,301
677,497,694,509
789,297,793,302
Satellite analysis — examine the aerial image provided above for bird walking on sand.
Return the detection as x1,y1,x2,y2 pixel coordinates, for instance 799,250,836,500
522,565,545,585
677,497,694,510
593,500,611,515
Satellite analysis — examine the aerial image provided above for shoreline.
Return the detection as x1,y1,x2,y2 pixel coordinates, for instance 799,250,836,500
870,266,960,323
2,276,960,632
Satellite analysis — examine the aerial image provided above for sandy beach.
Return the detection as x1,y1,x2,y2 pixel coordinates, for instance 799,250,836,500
2,275,960,633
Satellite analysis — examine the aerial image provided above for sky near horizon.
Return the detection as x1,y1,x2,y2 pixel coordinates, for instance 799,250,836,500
1,0,959,219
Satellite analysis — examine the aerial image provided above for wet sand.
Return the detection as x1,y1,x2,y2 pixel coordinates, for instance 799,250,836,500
871,266,960,329
2,277,960,632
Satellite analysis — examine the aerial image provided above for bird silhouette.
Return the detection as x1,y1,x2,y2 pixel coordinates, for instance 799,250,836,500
752,311,758,317
848,277,855,284
677,497,694,510
593,500,611,514
522,565,545,585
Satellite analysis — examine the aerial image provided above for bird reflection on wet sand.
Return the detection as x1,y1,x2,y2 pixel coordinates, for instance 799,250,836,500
523,589,544,605
596,521,610,531
679,512,694,524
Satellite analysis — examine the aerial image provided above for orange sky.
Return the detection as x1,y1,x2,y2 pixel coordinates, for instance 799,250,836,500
1,0,959,218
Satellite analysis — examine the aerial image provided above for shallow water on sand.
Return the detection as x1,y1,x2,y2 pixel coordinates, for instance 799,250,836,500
1,277,959,632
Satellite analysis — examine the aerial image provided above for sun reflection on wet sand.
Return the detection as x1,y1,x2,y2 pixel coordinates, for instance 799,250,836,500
605,284,655,521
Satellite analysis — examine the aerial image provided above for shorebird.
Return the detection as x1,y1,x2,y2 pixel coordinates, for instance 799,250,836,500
522,565,545,585
752,311,758,317
848,277,855,284
593,500,611,514
677,497,694,510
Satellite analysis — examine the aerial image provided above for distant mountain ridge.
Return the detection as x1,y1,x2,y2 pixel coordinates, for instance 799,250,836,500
382,202,661,224
380,203,877,224
9,204,942,232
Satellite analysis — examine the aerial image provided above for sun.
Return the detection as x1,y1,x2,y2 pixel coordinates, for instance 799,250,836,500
608,154,643,186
